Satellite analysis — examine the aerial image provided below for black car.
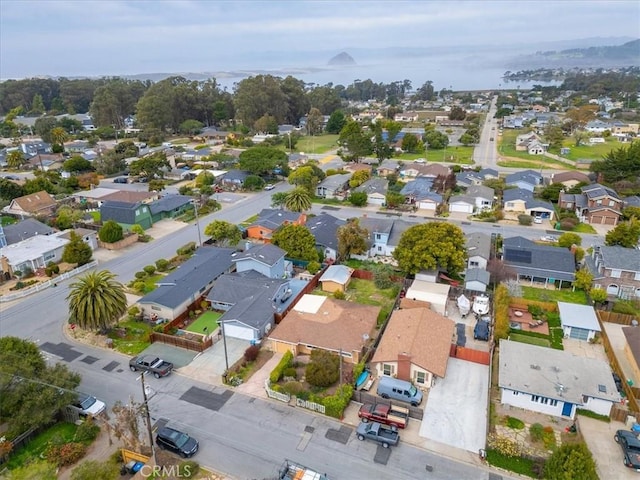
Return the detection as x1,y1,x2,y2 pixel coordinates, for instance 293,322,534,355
615,430,640,469
474,318,490,341
156,426,199,458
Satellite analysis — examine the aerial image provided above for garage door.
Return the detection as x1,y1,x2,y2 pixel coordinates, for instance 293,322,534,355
569,327,590,340
223,324,255,341
450,204,473,213
590,215,603,224
604,216,617,225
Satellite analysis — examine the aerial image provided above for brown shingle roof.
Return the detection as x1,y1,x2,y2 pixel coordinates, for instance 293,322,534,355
101,190,158,204
623,326,640,366
552,171,590,184
11,190,56,213
268,296,379,353
371,307,454,377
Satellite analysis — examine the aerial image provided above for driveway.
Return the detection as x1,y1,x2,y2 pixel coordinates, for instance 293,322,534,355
420,358,489,453
136,342,200,368
177,336,248,384
579,416,638,479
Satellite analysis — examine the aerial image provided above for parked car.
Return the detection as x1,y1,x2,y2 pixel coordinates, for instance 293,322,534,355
264,184,275,190
376,376,422,406
615,430,640,469
474,318,490,341
356,421,400,448
533,216,543,224
113,176,128,184
70,393,106,417
358,403,409,429
156,426,199,458
129,355,174,378
540,235,558,243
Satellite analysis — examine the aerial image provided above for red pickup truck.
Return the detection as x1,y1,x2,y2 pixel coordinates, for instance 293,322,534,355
358,403,409,429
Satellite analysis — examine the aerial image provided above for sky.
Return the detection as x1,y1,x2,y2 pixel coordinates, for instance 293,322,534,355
0,0,639,80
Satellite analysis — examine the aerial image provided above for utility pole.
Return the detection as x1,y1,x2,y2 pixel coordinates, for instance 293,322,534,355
140,372,157,466
339,348,343,386
192,200,202,246
221,320,229,381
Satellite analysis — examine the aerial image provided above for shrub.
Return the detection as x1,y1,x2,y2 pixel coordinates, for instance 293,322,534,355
46,441,87,466
613,300,638,315
518,214,533,226
559,218,578,230
269,350,294,383
134,271,147,279
542,427,556,450
45,262,60,277
283,367,297,379
133,281,146,293
155,258,170,272
178,460,200,478
143,265,156,275
333,290,346,300
99,220,124,243
177,242,197,256
576,408,610,422
305,350,340,388
486,449,539,478
530,423,544,442
130,224,145,235
307,261,321,275
75,418,100,443
544,443,597,480
487,433,521,457
280,381,306,397
321,383,353,418
506,416,525,429
244,345,260,362
127,305,141,319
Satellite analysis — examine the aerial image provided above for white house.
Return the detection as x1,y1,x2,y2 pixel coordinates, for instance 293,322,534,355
448,195,475,214
557,302,601,341
404,279,450,316
466,232,491,270
0,234,69,275
499,340,619,419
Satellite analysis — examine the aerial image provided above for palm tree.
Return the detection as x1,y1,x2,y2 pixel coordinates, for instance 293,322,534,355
6,150,24,169
67,270,127,331
50,127,68,152
284,187,312,212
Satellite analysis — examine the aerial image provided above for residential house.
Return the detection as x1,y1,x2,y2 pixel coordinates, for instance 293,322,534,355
27,153,65,171
377,159,400,177
316,173,351,199
455,171,483,188
478,168,499,180
624,196,640,208
525,199,556,220
319,265,353,293
466,232,491,270
246,209,306,242
4,191,57,217
267,294,379,364
503,188,532,213
622,327,640,383
394,112,419,122
231,243,288,279
357,217,413,258
149,195,193,222
343,163,373,175
448,194,475,214
287,153,308,170
221,169,250,188
499,340,619,419
405,277,450,315
400,178,442,210
515,133,546,155
2,218,54,245
559,183,622,226
371,307,455,388
585,120,612,133
101,190,160,205
467,185,495,211
557,302,601,341
588,245,640,299
502,236,576,287
307,213,345,262
58,227,99,251
505,170,543,192
464,268,490,293
100,201,153,230
207,271,291,341
137,247,235,320
354,177,388,206
0,233,69,276
551,171,590,189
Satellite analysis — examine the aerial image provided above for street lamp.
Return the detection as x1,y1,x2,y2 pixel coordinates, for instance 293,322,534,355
191,201,202,246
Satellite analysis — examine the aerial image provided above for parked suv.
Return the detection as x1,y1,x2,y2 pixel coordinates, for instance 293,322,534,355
615,430,640,469
156,426,199,458
70,393,106,417
474,317,490,341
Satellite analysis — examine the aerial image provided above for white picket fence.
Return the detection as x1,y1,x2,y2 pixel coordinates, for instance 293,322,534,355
296,398,326,414
0,261,98,303
264,379,291,403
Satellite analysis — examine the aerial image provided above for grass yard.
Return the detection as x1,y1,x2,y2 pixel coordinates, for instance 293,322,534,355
509,332,551,347
571,223,597,234
89,211,101,222
108,320,152,355
521,286,588,305
395,145,474,164
1,215,17,226
240,214,259,227
558,137,619,161
295,134,339,154
186,311,222,334
345,278,400,325
5,422,78,470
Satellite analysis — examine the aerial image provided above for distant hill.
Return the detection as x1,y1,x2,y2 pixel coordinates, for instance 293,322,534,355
328,52,356,66
506,39,640,69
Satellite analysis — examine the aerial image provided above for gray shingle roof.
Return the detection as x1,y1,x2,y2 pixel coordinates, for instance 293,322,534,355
503,236,576,281
558,302,600,332
249,209,302,230
3,218,54,245
467,185,494,200
386,219,414,247
354,177,388,195
307,213,345,250
503,188,533,202
465,268,490,284
149,195,192,215
582,183,620,201
359,217,394,235
320,265,353,284
598,245,640,272
100,201,144,224
400,177,434,196
525,199,554,211
466,232,491,260
138,247,235,309
232,243,285,266
505,170,543,186
499,339,619,405
318,173,351,190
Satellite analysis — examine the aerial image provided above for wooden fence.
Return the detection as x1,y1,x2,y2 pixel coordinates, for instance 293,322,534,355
449,345,491,365
274,266,326,324
150,332,212,352
597,310,637,326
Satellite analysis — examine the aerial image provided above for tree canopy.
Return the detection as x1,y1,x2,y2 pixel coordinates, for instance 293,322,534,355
590,141,640,183
238,146,287,176
393,222,466,275
204,220,242,247
128,151,170,179
271,224,319,262
337,219,368,261
605,217,640,248
543,443,597,480
67,270,128,331
62,231,93,265
284,187,312,212
338,120,372,162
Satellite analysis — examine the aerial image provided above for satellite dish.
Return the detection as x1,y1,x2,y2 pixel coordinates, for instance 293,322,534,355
632,319,638,327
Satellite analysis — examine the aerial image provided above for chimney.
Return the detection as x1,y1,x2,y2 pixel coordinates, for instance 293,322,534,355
396,352,411,381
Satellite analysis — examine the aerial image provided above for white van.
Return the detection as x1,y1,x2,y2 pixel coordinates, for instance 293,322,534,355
376,376,423,406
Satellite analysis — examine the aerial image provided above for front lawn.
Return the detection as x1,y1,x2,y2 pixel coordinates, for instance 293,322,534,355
571,223,597,234
558,137,619,161
89,211,101,222
486,448,538,478
295,134,339,154
108,320,152,355
1,215,17,226
186,311,222,334
509,332,551,347
521,286,588,305
344,278,400,325
5,423,78,470
395,145,474,164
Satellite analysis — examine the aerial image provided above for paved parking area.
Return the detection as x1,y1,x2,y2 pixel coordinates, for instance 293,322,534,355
420,358,489,453
579,416,638,479
136,342,200,368
562,338,607,361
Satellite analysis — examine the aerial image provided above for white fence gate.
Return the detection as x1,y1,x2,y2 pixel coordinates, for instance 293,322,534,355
264,380,291,403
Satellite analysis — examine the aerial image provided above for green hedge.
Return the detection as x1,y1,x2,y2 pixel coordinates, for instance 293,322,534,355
486,449,538,478
576,409,610,422
269,351,294,384
309,384,354,419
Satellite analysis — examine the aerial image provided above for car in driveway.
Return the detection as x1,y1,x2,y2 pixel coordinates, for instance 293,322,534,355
264,184,275,190
473,317,490,341
615,429,640,470
540,235,558,243
70,393,106,417
156,426,199,458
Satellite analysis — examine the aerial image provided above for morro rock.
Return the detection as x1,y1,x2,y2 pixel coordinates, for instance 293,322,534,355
328,52,356,66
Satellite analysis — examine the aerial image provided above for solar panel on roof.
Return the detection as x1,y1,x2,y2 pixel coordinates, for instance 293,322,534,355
504,248,532,264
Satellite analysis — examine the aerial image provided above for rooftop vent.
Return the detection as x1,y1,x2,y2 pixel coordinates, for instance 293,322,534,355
530,364,541,370
598,384,607,393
